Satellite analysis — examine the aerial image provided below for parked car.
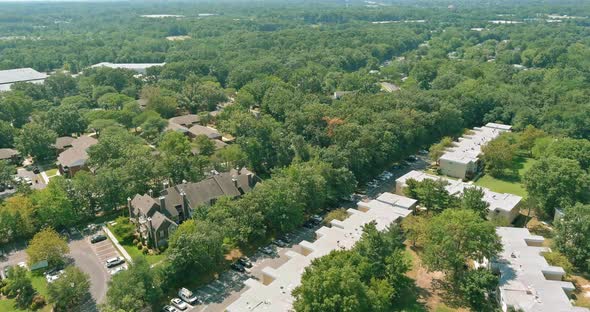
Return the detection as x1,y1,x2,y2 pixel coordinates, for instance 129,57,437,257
406,155,418,162
259,246,274,255
110,266,126,276
23,177,33,185
32,166,40,174
105,257,124,268
418,149,428,155
303,221,315,229
273,239,287,248
170,298,188,310
311,215,323,223
238,257,252,268
90,234,107,243
45,270,64,283
17,262,27,269
1,265,11,280
162,305,178,312
178,288,199,305
231,262,246,273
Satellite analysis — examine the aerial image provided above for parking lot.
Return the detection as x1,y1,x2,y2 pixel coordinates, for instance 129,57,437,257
184,223,320,312
90,237,120,265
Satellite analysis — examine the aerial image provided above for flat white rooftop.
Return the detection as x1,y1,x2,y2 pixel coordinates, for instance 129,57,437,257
0,68,47,86
90,62,165,71
439,123,511,165
396,170,521,214
495,227,588,312
226,193,415,312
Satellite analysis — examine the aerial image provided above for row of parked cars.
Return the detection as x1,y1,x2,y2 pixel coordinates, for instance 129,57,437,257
162,287,200,311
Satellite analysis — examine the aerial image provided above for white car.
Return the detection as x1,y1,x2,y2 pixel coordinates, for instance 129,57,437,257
105,257,125,268
45,270,64,283
178,288,199,304
170,298,188,310
110,266,126,276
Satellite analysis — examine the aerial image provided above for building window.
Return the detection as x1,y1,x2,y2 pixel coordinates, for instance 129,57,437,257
159,230,165,238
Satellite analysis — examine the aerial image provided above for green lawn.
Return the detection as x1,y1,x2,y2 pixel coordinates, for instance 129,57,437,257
44,168,58,177
122,242,166,266
107,225,167,266
474,157,537,198
0,273,52,312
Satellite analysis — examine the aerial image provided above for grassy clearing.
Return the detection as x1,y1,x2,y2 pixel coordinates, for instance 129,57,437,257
474,157,537,198
107,225,166,266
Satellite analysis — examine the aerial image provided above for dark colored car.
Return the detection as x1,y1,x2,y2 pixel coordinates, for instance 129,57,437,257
32,166,40,174
231,262,246,272
90,234,107,244
238,257,252,268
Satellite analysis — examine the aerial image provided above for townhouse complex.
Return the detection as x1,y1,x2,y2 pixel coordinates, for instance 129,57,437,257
226,193,417,311
438,122,512,180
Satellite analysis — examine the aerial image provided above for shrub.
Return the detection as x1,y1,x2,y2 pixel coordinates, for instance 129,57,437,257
112,216,135,243
142,246,149,254
137,242,143,250
543,251,574,274
132,238,139,245
30,294,46,310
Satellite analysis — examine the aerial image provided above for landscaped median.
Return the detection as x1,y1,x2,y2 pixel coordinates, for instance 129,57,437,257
106,217,166,266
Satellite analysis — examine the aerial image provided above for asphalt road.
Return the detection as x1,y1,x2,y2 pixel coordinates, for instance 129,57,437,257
0,231,114,306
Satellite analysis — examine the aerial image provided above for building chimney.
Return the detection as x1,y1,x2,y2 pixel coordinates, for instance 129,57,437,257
158,196,166,214
147,217,158,249
148,189,153,197
163,181,169,191
127,197,133,218
180,191,189,221
247,173,254,187
232,178,238,188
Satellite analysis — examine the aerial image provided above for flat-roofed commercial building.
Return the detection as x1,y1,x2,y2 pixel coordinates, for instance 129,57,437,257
396,170,522,223
493,227,589,312
0,68,48,92
439,122,512,180
225,193,416,312
90,62,165,74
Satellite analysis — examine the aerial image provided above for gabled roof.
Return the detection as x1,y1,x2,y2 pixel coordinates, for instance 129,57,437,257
57,135,98,168
188,125,221,139
0,148,19,160
169,114,200,127
150,211,176,231
54,136,75,150
131,194,160,217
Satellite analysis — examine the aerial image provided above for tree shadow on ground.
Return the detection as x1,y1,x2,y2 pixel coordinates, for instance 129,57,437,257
431,278,465,309
391,277,430,312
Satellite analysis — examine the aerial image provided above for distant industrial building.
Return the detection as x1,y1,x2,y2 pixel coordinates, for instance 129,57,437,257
396,170,522,223
0,68,48,92
438,122,511,180
225,192,417,312
493,227,589,312
90,62,165,74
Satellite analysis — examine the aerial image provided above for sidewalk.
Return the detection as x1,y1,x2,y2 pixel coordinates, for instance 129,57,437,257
102,226,133,264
